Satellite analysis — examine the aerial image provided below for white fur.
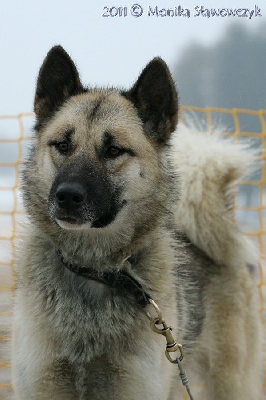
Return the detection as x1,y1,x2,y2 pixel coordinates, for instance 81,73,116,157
171,123,258,267
56,219,92,231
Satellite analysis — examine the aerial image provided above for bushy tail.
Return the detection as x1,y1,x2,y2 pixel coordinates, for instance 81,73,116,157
172,122,258,267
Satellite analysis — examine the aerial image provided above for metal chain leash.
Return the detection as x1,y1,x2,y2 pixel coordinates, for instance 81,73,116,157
147,299,195,400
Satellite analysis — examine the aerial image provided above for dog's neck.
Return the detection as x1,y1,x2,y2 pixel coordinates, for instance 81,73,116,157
56,248,151,307
48,222,165,272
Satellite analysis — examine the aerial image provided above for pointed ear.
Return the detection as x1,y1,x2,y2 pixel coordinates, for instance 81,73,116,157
34,46,84,126
125,58,178,144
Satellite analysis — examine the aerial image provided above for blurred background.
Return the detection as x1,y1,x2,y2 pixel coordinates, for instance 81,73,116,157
0,0,265,398
0,1,265,114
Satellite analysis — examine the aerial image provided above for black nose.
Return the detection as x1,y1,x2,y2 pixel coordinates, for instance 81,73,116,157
55,182,87,210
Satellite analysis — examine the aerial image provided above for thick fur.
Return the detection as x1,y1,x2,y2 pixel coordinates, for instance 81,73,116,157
12,46,262,399
172,126,262,398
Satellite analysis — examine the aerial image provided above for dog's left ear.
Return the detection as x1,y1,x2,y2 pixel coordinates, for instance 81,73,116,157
125,58,178,144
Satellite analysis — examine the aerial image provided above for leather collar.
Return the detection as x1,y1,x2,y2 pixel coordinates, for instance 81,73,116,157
57,250,151,308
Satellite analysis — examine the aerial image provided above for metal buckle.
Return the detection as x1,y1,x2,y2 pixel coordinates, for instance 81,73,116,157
146,298,195,400
147,299,183,362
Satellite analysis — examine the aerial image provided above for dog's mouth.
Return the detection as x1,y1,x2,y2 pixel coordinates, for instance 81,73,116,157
55,214,113,231
54,201,126,231
55,217,92,231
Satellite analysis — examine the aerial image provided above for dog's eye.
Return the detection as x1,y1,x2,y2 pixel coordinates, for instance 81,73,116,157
56,142,69,155
105,146,124,158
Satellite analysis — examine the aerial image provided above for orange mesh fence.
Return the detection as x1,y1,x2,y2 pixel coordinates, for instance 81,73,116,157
0,107,265,399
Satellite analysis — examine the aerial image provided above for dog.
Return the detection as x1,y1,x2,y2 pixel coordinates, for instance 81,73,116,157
12,46,262,399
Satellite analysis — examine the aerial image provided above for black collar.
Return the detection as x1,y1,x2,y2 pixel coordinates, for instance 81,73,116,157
57,250,151,308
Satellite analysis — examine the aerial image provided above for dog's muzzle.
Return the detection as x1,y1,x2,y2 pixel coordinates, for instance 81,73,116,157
49,181,123,229
48,159,124,229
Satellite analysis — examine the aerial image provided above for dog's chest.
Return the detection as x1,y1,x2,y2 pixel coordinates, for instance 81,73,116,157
34,264,145,361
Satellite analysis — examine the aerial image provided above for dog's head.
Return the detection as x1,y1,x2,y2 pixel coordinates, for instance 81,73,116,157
23,46,178,247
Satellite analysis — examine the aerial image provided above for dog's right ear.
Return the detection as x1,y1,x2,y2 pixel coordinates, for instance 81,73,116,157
34,46,83,126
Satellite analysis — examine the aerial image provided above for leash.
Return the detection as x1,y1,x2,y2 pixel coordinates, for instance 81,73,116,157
58,250,195,400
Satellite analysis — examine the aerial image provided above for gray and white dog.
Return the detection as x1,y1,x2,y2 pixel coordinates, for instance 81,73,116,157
12,46,262,399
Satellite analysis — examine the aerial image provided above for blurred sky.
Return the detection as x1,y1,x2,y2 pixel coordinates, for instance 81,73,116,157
0,0,264,114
